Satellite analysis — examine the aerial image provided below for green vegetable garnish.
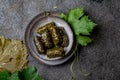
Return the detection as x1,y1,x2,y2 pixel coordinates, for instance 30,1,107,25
20,66,43,80
9,72,20,80
60,8,96,80
0,71,10,80
0,67,44,80
70,50,90,80
60,8,97,46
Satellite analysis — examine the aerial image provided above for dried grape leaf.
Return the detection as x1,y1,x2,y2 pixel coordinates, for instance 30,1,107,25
0,36,28,73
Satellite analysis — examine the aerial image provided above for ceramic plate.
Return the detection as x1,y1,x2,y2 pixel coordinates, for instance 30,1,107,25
24,12,77,65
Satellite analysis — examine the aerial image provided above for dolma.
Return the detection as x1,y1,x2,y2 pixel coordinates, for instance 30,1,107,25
34,36,45,53
58,27,69,47
47,23,62,46
46,46,64,58
40,30,53,48
36,22,54,34
36,23,54,49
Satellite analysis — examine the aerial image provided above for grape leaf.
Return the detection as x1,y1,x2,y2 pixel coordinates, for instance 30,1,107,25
0,67,44,80
60,8,96,46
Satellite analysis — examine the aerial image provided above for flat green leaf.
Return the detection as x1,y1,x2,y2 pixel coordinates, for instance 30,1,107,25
76,35,92,46
68,8,84,22
71,20,90,35
0,71,10,80
0,67,44,80
21,66,44,80
60,13,67,21
80,16,97,33
60,8,96,46
71,16,96,35
9,72,20,80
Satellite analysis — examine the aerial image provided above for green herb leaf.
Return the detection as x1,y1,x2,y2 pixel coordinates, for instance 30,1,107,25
60,13,67,21
71,16,96,35
0,67,44,80
0,71,10,80
68,8,84,22
9,72,20,80
21,66,44,80
76,35,92,46
60,8,96,46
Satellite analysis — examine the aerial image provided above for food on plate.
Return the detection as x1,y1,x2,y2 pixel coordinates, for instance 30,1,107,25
36,22,54,34
35,22,69,58
46,46,64,58
37,24,53,48
34,36,45,53
58,27,69,47
0,36,28,73
40,30,53,48
47,22,62,45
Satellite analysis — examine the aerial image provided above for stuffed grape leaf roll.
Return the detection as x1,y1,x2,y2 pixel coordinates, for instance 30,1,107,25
34,36,45,53
36,23,54,49
35,22,69,58
40,30,53,48
46,46,64,58
58,27,69,47
47,23,62,46
36,22,54,34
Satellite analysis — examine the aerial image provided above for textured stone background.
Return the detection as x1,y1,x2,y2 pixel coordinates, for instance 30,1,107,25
0,0,120,80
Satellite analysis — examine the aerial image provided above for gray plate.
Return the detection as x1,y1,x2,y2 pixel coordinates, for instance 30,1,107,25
24,12,77,65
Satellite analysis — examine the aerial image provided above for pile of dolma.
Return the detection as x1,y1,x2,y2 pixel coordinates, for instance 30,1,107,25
35,22,69,58
0,36,28,73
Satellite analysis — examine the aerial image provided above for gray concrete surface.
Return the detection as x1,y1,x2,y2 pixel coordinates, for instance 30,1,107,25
0,0,120,80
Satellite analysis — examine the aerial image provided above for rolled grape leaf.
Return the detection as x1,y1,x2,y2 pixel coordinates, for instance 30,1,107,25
34,36,45,54
47,46,64,58
47,22,62,46
57,27,69,47
40,30,53,49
